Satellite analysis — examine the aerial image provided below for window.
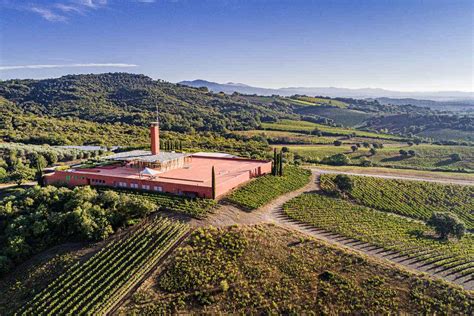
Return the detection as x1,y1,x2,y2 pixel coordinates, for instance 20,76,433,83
154,186,163,192
130,183,139,189
142,185,150,190
66,175,71,182
118,182,127,187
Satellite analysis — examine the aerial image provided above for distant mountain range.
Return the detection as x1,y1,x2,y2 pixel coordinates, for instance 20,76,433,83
178,80,474,105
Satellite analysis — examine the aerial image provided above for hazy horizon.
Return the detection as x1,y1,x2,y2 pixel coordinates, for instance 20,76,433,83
1,0,473,92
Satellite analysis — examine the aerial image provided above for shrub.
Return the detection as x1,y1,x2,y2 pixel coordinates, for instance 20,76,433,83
351,145,358,152
360,157,372,167
333,140,342,147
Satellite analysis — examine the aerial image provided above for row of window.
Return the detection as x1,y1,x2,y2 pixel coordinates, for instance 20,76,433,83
116,181,162,192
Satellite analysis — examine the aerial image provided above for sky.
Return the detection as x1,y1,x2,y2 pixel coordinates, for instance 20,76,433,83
0,0,472,92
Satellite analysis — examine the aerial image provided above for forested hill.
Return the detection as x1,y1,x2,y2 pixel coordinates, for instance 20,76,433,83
0,73,295,133
1,73,472,144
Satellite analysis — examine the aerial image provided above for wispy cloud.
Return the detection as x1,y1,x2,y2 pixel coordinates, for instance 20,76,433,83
18,0,108,22
0,63,138,71
30,7,67,22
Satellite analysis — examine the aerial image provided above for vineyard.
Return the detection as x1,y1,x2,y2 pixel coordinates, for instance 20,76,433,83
97,187,217,218
120,225,474,314
320,175,474,229
275,144,474,171
283,193,474,282
18,217,189,315
227,166,311,210
261,119,402,140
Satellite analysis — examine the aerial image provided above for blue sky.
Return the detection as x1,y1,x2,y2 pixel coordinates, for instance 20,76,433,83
0,0,472,91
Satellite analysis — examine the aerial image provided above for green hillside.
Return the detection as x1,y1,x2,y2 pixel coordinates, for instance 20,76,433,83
0,73,295,133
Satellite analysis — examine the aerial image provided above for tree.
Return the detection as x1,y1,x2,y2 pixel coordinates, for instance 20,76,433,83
281,146,290,153
408,150,416,156
324,153,350,166
351,145,358,152
399,149,408,157
369,148,377,156
334,174,353,192
362,142,370,148
272,148,278,176
333,140,342,147
211,166,216,199
450,153,462,162
10,164,35,185
427,212,465,240
278,152,283,176
407,141,414,146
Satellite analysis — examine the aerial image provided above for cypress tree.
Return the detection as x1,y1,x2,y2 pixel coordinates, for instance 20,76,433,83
279,152,283,176
211,166,216,199
276,152,281,176
273,148,278,176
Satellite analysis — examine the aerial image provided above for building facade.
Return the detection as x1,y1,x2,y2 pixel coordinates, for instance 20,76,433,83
44,123,272,199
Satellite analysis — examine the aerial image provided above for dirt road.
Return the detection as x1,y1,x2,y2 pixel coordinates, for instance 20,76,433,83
311,168,474,186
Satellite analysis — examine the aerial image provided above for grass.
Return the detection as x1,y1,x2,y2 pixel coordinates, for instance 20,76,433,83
274,144,474,172
296,106,374,127
118,225,474,315
320,174,474,229
261,119,403,140
283,193,474,280
287,96,349,108
226,166,311,210
234,130,400,145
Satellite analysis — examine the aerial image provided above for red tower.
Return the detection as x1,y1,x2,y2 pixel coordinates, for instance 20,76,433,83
150,122,160,155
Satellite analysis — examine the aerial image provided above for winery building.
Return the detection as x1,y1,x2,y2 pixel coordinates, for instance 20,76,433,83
44,122,272,199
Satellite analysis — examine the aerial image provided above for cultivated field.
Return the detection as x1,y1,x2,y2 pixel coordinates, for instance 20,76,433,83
274,144,474,172
118,225,473,314
320,174,474,229
18,217,188,315
261,119,402,140
226,166,311,210
283,193,474,283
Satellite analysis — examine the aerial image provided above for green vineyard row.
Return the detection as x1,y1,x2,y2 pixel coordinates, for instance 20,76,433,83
320,174,474,229
18,217,189,315
283,193,474,280
227,166,311,210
